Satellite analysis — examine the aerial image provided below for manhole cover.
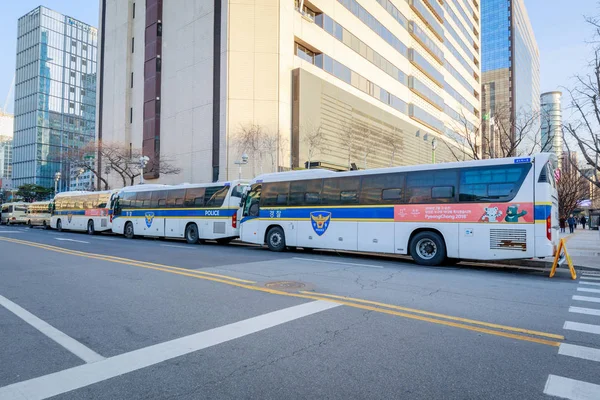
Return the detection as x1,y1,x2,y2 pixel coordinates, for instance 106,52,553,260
264,281,307,291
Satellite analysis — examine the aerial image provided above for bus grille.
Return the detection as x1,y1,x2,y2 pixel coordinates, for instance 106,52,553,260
490,229,527,251
213,222,226,234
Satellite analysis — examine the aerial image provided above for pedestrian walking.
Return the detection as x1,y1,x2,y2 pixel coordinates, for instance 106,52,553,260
567,214,576,234
580,215,587,229
559,216,566,233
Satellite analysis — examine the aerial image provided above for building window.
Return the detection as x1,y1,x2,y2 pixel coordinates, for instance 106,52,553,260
131,37,135,53
71,55,76,62
82,60,87,67
70,71,76,78
82,44,87,52
156,57,162,72
132,2,136,18
131,72,134,88
81,89,85,96
69,87,75,93
71,40,77,47
130,107,133,123
295,43,315,64
157,22,162,37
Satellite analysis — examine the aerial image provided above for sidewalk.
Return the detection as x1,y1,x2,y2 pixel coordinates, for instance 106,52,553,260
561,228,600,270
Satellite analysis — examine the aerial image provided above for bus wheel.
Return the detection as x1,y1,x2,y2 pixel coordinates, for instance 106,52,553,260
266,227,286,252
56,219,62,232
185,223,199,244
28,221,32,228
43,221,49,230
216,237,233,245
124,222,135,239
410,231,446,266
87,220,95,235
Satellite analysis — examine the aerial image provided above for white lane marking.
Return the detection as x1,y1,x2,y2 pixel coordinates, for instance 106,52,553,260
293,257,384,269
564,321,600,335
92,237,116,241
573,295,600,304
0,295,104,364
559,343,600,362
581,276,600,281
55,238,90,244
580,281,600,287
578,287,600,294
0,300,340,400
582,272,600,275
544,375,600,400
569,306,600,317
161,244,192,249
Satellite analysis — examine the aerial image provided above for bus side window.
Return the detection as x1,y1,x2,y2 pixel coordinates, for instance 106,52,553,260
205,186,228,207
289,179,322,206
321,177,360,205
360,173,405,204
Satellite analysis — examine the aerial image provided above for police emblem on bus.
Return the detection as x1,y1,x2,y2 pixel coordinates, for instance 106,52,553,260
145,212,155,228
67,213,73,223
310,211,331,236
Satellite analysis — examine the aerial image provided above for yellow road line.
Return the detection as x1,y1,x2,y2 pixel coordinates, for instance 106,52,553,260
300,291,564,340
0,237,255,284
0,237,563,347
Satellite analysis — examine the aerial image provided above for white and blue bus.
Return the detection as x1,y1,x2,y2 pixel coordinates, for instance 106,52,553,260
112,181,248,243
239,154,559,266
51,190,121,233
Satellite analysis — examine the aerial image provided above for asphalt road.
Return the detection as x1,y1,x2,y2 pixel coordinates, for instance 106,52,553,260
0,225,599,399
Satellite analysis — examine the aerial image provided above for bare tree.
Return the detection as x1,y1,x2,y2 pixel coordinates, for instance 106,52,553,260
301,122,328,169
62,141,181,188
562,15,600,190
558,166,589,217
444,105,551,161
261,130,280,173
388,127,404,167
235,123,267,176
335,119,358,170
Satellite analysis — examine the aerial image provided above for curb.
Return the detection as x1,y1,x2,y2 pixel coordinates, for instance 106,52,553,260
491,258,600,273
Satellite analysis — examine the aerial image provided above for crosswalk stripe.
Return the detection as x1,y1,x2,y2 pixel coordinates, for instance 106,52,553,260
564,321,600,335
569,306,600,317
559,343,600,362
573,295,600,304
581,276,600,281
580,281,600,287
544,375,600,400
578,288,600,294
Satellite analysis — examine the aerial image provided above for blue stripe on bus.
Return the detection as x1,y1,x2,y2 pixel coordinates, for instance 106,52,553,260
115,208,237,218
534,204,551,221
258,207,394,220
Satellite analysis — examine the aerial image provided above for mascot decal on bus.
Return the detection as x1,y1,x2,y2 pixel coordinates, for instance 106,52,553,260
145,212,155,228
310,211,331,236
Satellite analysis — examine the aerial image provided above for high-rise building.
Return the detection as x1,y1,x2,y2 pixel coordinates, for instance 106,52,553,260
481,0,539,157
540,91,563,166
12,7,97,190
0,111,14,181
98,0,481,185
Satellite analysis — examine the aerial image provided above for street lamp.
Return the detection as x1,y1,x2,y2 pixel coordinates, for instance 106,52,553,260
54,172,62,194
234,153,249,179
139,156,150,184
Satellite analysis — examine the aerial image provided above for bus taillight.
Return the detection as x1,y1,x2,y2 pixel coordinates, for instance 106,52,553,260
232,212,237,228
546,215,552,241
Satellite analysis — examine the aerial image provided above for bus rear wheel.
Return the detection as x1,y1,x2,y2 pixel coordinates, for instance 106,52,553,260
87,220,95,235
43,221,49,230
410,231,446,266
28,220,32,228
124,222,135,239
185,223,199,244
266,227,286,252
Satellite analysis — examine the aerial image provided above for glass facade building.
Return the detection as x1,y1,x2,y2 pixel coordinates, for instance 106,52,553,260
12,7,97,190
481,0,539,156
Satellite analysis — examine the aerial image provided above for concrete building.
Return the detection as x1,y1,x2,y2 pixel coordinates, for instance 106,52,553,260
540,91,563,166
98,0,481,185
481,0,539,157
0,111,14,181
12,7,97,190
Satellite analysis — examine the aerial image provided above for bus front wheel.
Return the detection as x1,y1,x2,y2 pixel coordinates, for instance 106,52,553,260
124,222,135,239
266,226,286,252
56,219,62,232
185,223,199,244
410,231,446,266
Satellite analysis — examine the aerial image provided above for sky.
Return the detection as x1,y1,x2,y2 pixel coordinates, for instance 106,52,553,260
0,0,598,116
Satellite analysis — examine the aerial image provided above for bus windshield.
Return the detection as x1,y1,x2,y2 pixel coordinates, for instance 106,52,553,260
243,185,261,217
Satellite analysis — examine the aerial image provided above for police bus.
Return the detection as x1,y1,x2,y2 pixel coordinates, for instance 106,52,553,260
26,201,52,229
239,154,559,266
51,190,120,233
112,181,248,243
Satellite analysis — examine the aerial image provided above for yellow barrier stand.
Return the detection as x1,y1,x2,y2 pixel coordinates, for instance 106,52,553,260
549,238,577,280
